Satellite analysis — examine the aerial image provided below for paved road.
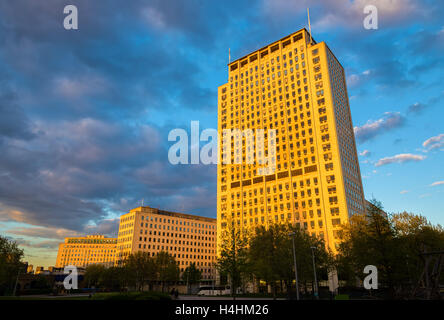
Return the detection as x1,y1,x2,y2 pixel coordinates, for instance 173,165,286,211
18,293,91,299
177,295,285,300
15,293,285,300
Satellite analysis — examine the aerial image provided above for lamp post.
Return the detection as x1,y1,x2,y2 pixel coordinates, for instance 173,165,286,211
289,232,300,300
212,266,215,296
186,269,190,294
310,246,319,299
12,267,21,296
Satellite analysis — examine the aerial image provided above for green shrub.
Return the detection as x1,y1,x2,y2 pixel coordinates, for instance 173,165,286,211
17,289,52,296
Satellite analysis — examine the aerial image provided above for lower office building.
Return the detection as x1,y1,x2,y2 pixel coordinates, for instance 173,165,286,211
55,235,117,268
115,206,217,281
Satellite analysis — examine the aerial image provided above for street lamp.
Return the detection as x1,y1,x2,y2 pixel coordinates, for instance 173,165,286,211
310,246,319,299
12,266,22,296
289,232,300,300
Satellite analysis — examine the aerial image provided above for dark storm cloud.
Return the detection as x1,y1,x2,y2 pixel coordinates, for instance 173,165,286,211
0,91,35,140
84,218,120,237
14,238,61,250
0,0,232,124
5,226,79,240
0,72,35,140
0,117,217,231
7,218,119,240
260,1,441,96
0,0,231,235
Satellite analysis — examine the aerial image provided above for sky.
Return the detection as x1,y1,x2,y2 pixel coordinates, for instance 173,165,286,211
0,0,443,267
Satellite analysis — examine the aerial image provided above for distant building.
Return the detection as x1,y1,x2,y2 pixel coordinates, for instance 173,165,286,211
115,206,217,281
55,235,117,268
27,264,34,274
35,266,44,274
35,266,50,275
17,267,85,293
365,199,388,217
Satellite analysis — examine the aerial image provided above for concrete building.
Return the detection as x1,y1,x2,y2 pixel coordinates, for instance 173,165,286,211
55,235,117,268
217,28,365,253
115,206,217,281
35,266,45,274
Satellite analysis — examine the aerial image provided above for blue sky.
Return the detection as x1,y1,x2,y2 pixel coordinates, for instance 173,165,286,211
0,0,443,267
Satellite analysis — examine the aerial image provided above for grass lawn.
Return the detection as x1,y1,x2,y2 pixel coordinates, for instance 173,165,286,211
0,296,90,300
0,291,171,301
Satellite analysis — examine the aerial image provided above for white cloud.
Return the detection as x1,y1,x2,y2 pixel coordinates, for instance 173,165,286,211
354,112,405,143
141,7,166,30
423,133,444,151
359,149,371,157
347,74,361,87
430,181,444,187
347,69,372,88
375,153,426,167
400,190,409,194
262,0,424,29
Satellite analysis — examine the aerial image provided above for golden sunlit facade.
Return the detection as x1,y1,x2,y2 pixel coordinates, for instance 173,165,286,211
55,235,117,268
115,206,217,280
217,28,365,252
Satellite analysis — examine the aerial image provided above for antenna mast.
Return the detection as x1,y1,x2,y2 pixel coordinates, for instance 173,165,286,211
307,8,313,45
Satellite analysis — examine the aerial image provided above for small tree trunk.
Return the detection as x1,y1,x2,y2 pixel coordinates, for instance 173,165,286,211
273,282,277,300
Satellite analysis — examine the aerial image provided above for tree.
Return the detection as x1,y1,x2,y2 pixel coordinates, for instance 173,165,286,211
286,225,332,296
392,212,432,236
337,199,398,294
0,236,24,295
32,275,51,290
182,263,202,293
216,219,249,299
84,264,106,288
248,223,288,298
125,251,157,291
336,199,444,298
155,251,180,292
391,211,444,295
248,223,332,298
101,266,127,291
